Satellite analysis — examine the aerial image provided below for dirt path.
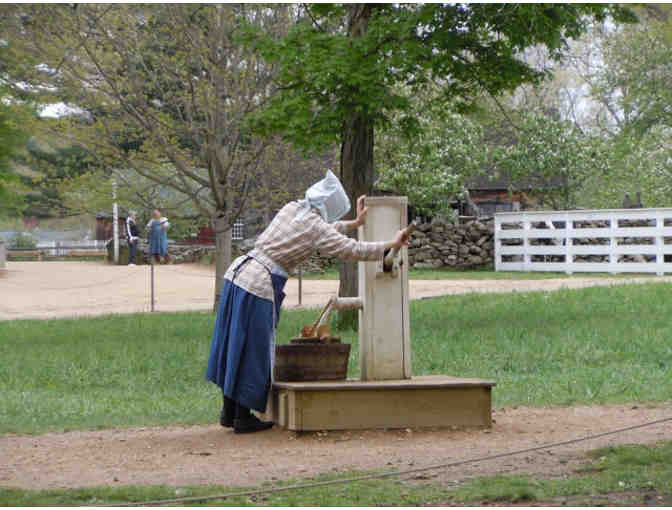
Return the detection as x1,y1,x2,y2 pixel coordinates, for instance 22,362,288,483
2,261,672,320
1,404,670,490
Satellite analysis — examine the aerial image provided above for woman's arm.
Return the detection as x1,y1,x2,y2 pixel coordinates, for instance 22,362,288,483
333,195,368,234
312,219,408,262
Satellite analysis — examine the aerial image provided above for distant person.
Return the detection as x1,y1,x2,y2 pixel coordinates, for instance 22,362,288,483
147,209,170,264
125,211,140,266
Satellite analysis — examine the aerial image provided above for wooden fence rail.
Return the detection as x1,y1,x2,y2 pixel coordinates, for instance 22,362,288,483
6,241,107,261
494,208,672,275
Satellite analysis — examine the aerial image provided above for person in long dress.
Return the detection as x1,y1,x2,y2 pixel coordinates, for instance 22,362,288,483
147,209,170,264
206,170,410,433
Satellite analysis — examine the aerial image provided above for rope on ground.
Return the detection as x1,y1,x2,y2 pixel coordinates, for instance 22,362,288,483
100,415,672,507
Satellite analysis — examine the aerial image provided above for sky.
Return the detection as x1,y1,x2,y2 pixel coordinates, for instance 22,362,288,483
39,102,81,118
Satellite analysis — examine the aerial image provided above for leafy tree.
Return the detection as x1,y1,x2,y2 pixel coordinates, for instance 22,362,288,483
8,232,37,250
588,10,672,139
493,114,609,210
1,4,296,306
376,97,486,218
243,3,636,318
564,7,672,208
14,140,101,217
0,81,32,217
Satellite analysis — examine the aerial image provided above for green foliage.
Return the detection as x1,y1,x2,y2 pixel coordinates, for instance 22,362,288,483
242,4,635,152
0,5,299,233
16,139,103,217
376,97,486,217
592,18,672,138
585,127,672,209
578,14,672,209
8,232,37,249
493,114,609,210
0,96,31,218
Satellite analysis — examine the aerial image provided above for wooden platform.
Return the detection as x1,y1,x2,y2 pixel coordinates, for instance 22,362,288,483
264,375,496,431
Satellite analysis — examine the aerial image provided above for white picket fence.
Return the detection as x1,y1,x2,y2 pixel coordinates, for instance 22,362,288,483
494,208,672,275
35,240,107,256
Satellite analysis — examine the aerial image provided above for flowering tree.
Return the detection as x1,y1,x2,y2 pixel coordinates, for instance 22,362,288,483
376,107,486,217
493,114,609,210
586,127,672,209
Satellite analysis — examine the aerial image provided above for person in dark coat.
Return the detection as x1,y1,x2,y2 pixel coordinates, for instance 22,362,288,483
125,211,140,266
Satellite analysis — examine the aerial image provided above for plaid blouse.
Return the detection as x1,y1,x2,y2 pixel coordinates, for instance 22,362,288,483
224,201,387,301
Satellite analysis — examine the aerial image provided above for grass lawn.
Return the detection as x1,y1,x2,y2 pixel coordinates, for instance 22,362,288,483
1,282,672,434
2,441,671,506
302,266,662,280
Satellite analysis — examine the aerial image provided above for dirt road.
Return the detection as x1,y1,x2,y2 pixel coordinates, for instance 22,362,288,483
2,261,671,320
1,404,670,490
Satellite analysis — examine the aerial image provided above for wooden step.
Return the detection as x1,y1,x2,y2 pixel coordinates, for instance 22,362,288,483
264,375,496,431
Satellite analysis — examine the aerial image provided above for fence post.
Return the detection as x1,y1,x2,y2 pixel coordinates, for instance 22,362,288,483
522,214,530,272
565,213,573,274
609,212,618,274
494,216,501,272
656,212,664,275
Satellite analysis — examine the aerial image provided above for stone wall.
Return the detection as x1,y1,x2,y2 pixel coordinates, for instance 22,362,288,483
500,218,666,264
105,220,499,271
106,239,215,265
408,219,495,269
233,220,497,272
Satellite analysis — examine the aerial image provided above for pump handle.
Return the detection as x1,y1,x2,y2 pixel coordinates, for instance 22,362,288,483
383,222,417,271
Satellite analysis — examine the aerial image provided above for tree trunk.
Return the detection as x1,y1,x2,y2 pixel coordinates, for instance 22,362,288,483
213,214,232,311
336,4,375,330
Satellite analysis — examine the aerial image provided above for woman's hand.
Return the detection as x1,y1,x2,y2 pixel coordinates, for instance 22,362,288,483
354,195,368,227
391,228,410,250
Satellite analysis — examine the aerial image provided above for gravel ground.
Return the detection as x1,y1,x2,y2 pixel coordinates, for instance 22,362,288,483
1,404,670,490
2,261,672,320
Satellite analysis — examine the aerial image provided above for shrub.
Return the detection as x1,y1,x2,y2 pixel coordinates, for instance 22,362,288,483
9,232,37,250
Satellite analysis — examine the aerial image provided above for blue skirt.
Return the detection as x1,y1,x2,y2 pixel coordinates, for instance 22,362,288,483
205,260,286,412
149,221,167,256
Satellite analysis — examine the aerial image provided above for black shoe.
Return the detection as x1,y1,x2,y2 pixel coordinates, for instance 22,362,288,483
220,408,234,428
220,396,235,428
233,414,274,434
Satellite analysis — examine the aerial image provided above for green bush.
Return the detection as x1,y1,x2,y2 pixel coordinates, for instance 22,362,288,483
8,232,37,249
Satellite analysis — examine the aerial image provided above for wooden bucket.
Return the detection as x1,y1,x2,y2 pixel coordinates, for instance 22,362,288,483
274,338,350,382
